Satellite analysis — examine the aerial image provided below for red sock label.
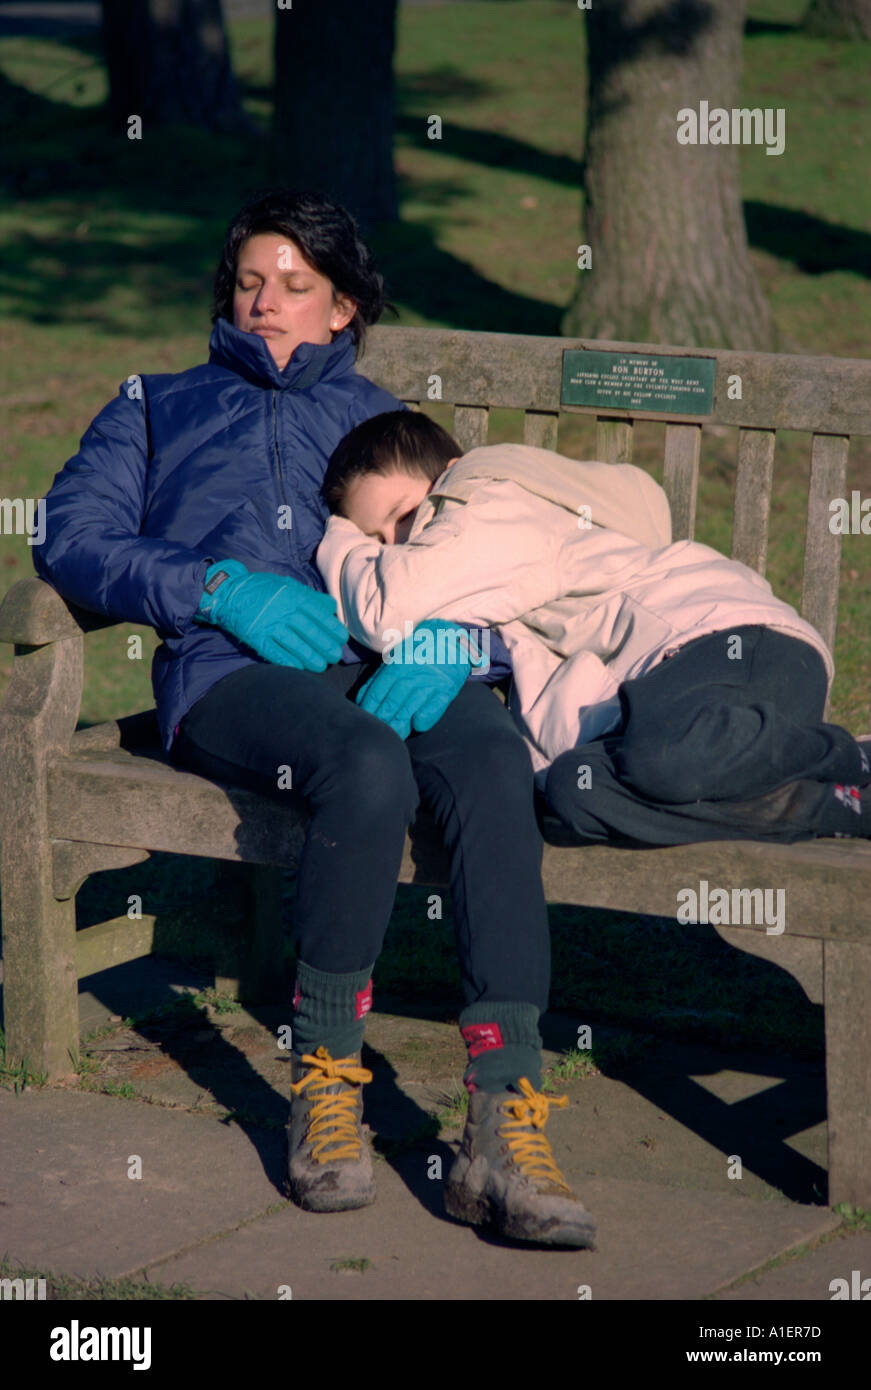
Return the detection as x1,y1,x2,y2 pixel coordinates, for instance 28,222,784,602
834,784,861,815
292,979,301,1010
461,1022,504,1058
355,980,373,1020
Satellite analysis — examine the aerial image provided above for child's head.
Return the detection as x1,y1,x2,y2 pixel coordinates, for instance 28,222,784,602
322,410,462,543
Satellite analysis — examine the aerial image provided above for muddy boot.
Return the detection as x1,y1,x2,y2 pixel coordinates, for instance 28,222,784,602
444,1077,596,1248
287,1046,375,1212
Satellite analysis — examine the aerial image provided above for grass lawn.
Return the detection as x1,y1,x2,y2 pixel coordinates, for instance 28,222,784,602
0,0,868,1058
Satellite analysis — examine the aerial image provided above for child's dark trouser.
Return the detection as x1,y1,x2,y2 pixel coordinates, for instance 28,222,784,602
545,625,871,846
173,660,550,1091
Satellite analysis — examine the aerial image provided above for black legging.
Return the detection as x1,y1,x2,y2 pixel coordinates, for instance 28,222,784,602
173,659,550,1010
545,626,871,846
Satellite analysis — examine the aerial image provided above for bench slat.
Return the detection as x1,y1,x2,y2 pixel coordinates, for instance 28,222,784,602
538,837,871,942
801,434,848,674
363,326,871,435
522,410,559,450
48,751,871,940
731,428,776,574
595,418,633,464
49,755,309,866
662,423,701,541
452,404,489,451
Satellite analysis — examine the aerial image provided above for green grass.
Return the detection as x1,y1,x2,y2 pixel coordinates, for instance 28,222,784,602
0,1254,197,1300
434,1080,470,1128
0,1030,49,1092
330,1257,373,1274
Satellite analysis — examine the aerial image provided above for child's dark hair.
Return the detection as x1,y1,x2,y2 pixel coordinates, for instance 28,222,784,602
212,188,388,353
322,411,462,515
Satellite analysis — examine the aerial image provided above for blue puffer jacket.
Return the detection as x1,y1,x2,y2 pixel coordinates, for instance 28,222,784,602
32,319,408,754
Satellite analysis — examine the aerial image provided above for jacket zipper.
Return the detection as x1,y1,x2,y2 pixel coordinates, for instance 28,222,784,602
272,390,294,564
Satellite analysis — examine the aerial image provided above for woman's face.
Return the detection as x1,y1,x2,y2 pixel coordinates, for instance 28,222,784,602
232,232,356,370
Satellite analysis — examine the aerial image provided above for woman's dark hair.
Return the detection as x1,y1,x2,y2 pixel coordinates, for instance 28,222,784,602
212,188,388,353
322,411,462,515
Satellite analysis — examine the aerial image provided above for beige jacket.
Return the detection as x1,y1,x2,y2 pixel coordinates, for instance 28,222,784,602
317,444,833,773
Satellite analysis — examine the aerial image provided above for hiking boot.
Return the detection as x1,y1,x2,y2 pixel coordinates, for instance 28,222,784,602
287,1046,375,1212
444,1077,596,1248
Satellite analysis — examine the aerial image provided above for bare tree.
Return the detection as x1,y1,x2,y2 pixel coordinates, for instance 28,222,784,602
563,0,776,350
101,0,253,134
272,0,399,227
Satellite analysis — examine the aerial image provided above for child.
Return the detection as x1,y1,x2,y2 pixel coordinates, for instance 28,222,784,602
319,410,871,847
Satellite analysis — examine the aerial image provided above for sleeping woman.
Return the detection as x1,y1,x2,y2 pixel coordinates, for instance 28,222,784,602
318,408,871,849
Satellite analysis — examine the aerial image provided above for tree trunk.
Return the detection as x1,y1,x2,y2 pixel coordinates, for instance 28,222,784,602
563,0,777,351
803,0,871,38
100,0,254,134
272,0,398,228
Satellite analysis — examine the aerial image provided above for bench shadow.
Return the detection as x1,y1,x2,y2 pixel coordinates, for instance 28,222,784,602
67,886,831,1212
32,709,830,1213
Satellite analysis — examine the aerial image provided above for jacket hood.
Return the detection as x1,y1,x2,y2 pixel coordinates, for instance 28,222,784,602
425,443,672,550
208,317,357,391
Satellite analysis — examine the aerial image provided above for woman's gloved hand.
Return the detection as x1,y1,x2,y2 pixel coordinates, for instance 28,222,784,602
195,558,348,670
356,619,484,738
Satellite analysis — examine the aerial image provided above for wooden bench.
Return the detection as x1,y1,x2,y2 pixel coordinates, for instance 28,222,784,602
2,326,870,1207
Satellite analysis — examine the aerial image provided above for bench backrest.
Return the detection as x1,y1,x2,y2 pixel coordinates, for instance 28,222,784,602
362,327,871,722
6,327,870,723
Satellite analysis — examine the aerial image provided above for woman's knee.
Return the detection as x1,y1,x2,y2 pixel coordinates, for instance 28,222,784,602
314,720,419,819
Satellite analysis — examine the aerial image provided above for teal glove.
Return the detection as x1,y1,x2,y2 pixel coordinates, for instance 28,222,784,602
356,619,483,738
196,558,348,670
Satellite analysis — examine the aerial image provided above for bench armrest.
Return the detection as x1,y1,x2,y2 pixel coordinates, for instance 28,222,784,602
0,577,120,646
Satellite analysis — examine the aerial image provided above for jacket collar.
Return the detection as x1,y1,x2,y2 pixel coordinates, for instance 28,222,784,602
208,317,357,391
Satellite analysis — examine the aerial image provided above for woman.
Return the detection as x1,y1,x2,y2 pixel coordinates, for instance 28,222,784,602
32,189,595,1250
315,407,871,848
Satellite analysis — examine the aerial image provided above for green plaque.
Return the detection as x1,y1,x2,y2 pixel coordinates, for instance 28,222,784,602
561,350,715,415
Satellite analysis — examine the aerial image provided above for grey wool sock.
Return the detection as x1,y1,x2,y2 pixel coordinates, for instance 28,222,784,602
459,1000,543,1094
291,958,375,1062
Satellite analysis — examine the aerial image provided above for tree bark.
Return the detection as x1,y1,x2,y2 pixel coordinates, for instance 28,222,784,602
272,0,398,228
803,0,871,38
100,0,254,134
563,0,777,351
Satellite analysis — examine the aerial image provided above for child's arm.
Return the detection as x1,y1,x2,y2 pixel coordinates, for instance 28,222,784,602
317,481,563,653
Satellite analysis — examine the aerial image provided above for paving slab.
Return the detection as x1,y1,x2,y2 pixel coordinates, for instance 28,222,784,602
714,1231,871,1302
73,996,831,1207
141,1154,840,1301
0,1088,285,1280
0,1084,840,1300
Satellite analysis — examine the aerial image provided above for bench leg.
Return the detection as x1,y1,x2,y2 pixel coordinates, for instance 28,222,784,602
823,938,871,1210
214,863,287,1005
0,636,83,1082
1,837,79,1081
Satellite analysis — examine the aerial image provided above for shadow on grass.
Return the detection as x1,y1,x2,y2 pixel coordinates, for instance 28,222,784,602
0,57,562,337
395,112,584,188
745,200,871,280
744,19,800,36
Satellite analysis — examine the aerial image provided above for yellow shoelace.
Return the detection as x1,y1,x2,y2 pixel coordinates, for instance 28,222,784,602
497,1077,573,1192
290,1046,374,1164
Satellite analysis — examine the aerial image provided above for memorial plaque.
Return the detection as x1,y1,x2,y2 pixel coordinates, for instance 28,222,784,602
561,349,716,416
